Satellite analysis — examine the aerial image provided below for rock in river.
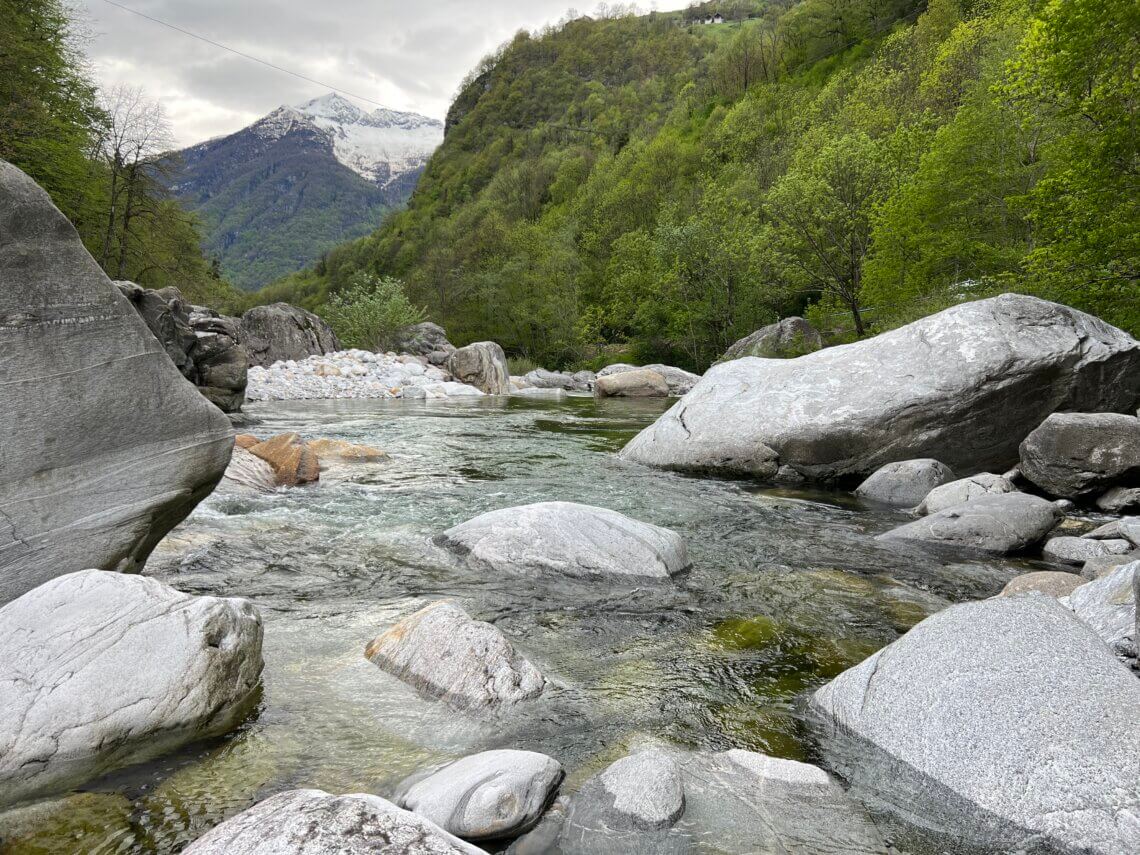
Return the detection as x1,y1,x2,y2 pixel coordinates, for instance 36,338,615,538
1020,412,1140,499
1065,561,1138,661
183,789,487,854
239,302,340,368
0,569,263,808
594,367,670,398
877,492,1061,555
1000,570,1086,598
916,472,1015,515
396,749,563,841
0,159,234,604
809,595,1140,854
1043,535,1132,566
621,295,1140,481
855,459,955,508
437,502,689,579
364,601,547,710
448,341,510,395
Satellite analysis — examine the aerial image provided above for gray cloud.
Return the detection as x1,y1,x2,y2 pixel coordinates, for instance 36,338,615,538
77,0,675,147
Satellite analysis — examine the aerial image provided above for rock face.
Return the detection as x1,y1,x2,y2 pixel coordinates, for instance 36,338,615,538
395,321,456,360
183,789,487,855
1065,561,1138,660
810,595,1140,854
917,472,1015,515
239,302,340,368
437,502,689,580
448,342,510,395
720,317,823,361
621,295,1140,481
855,459,955,507
364,601,546,710
396,750,563,841
877,492,1061,555
1020,413,1140,499
594,368,670,399
0,569,263,808
0,159,235,604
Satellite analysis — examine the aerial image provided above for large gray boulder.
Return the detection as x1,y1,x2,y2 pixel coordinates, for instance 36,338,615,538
448,341,510,394
917,472,1015,515
239,302,340,368
523,368,594,392
594,367,670,399
1000,570,1086,598
597,363,700,396
810,595,1140,854
365,601,546,710
622,295,1140,481
395,321,456,358
855,459,955,507
1020,413,1140,499
396,750,563,841
436,502,689,580
1097,487,1140,513
183,789,487,854
0,569,263,808
877,492,1061,555
720,317,823,361
0,160,235,604
1065,561,1138,660
1043,535,1132,565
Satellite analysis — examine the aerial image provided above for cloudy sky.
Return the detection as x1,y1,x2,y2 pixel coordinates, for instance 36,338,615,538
76,1,675,148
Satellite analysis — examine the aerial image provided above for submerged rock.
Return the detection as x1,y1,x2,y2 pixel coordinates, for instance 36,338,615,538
720,317,823,361
0,159,234,604
183,789,487,854
0,570,263,808
917,472,1015,515
364,601,547,710
1065,561,1138,660
877,492,1060,555
437,502,689,579
1020,413,1140,499
239,303,340,368
594,367,670,398
855,459,955,508
621,295,1140,481
396,749,563,841
809,595,1140,854
448,342,510,395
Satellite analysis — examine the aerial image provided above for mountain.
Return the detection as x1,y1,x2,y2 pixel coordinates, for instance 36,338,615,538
171,94,443,289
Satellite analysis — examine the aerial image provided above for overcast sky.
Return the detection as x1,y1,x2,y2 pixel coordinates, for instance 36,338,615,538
76,1,677,148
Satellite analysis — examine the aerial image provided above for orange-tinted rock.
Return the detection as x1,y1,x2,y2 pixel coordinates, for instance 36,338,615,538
235,434,260,450
306,439,388,463
248,433,319,487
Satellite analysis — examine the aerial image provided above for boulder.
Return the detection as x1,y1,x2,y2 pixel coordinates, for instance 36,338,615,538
810,595,1140,854
115,280,197,377
523,368,593,392
221,446,279,493
0,159,234,604
0,569,263,807
917,472,1015,515
720,317,823,361
597,364,700,396
1085,518,1140,547
183,789,486,854
436,502,689,580
239,303,340,368
594,368,670,399
1065,561,1138,660
621,295,1140,481
1020,413,1140,499
855,459,955,508
364,601,546,710
1000,571,1086,598
247,433,320,486
1043,535,1132,565
1097,487,1140,514
396,750,563,841
448,342,510,395
1083,552,1140,580
190,313,248,413
395,321,456,358
305,438,389,463
877,492,1061,555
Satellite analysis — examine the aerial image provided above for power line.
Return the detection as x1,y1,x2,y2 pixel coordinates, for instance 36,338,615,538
98,0,389,109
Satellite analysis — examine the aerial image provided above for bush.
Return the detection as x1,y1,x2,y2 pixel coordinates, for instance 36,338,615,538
321,274,425,351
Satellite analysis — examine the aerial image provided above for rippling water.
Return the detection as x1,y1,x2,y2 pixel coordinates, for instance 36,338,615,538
5,396,1044,854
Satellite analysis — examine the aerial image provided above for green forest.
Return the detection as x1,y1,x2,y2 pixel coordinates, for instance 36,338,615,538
268,0,1138,370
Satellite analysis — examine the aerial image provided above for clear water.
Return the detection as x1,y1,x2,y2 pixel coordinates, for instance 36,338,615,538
2,396,1043,854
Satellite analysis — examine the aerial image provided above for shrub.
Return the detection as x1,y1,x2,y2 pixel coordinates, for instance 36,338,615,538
321,274,425,351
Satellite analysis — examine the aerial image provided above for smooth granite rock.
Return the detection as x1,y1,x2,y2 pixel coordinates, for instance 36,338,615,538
1043,536,1133,565
1084,519,1140,546
810,595,1140,854
1097,487,1140,514
594,368,670,399
183,789,487,854
917,473,1015,515
0,159,234,604
855,459,955,508
1065,561,1138,660
396,750,563,841
622,295,1140,481
364,601,546,710
448,342,510,395
1000,571,1086,598
239,303,340,368
523,368,594,392
597,364,700,396
0,569,263,807
720,317,823,361
878,492,1061,555
1020,413,1140,499
436,502,689,580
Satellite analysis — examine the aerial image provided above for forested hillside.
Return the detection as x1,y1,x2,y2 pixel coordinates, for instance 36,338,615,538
0,0,241,308
272,0,1138,370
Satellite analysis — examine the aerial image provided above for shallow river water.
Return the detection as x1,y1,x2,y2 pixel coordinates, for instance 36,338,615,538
5,396,1048,854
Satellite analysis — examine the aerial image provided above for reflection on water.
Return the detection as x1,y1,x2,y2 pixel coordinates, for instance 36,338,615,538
2,396,1035,854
